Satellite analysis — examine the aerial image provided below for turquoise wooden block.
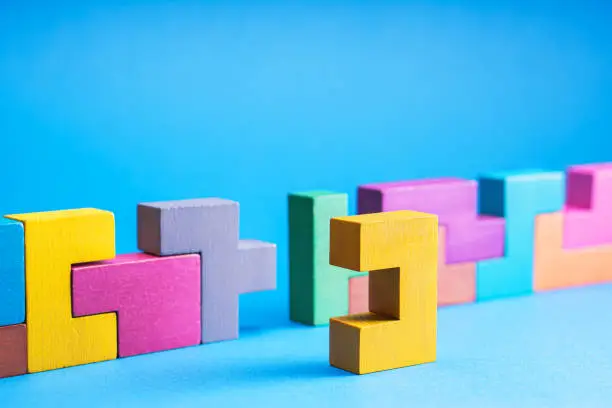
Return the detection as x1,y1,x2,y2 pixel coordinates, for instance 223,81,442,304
289,192,362,326
0,218,25,326
476,170,565,300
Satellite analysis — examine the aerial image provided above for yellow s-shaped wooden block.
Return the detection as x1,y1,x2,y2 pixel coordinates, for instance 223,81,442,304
6,209,118,373
329,210,438,374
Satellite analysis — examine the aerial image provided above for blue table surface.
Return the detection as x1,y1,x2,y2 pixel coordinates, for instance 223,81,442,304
1,285,611,408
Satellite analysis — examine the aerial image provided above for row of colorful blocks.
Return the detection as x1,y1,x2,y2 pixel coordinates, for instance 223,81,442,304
289,163,612,325
0,199,276,379
2,162,610,378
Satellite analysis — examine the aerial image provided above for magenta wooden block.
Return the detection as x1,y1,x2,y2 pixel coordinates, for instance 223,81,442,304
445,215,505,263
358,177,505,263
72,253,201,358
358,177,477,224
564,163,612,249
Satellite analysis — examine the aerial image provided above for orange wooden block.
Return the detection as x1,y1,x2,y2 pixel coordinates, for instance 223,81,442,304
347,226,475,312
534,212,612,291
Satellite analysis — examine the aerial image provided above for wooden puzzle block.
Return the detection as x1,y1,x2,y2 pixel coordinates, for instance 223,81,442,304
289,192,361,326
358,178,504,264
348,275,368,314
237,240,277,294
6,209,117,373
437,226,476,306
72,253,201,357
563,163,612,248
476,170,565,301
0,324,27,379
347,226,475,312
443,215,504,264
329,210,437,375
138,199,238,344
358,178,477,219
534,212,612,291
138,198,275,343
0,218,25,326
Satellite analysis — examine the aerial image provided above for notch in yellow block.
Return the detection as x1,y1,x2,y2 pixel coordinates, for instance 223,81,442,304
329,210,438,374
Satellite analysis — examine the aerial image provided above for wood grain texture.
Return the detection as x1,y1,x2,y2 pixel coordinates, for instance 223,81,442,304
534,212,612,291
5,209,117,373
348,226,475,313
358,178,504,264
138,199,238,344
72,253,201,357
329,210,438,375
138,198,275,343
0,324,27,378
563,163,612,249
0,218,25,326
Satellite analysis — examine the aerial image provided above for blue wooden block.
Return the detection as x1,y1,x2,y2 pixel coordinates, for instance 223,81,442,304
476,170,565,300
0,218,25,326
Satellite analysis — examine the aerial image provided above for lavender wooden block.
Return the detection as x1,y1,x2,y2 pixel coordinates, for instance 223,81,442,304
138,198,240,343
238,240,277,294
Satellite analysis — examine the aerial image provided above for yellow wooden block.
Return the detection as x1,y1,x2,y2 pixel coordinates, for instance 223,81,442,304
6,209,118,373
329,210,438,374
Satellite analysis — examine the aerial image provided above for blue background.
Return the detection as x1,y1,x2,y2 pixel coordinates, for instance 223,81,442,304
1,0,611,329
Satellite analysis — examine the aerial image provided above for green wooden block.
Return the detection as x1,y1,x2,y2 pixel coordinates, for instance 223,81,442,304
289,191,359,326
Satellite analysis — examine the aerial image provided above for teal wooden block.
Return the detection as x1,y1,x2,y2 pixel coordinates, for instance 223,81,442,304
289,191,360,326
0,218,25,326
476,170,565,300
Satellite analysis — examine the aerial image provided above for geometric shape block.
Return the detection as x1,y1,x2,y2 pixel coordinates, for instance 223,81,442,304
534,212,612,291
138,198,238,344
358,178,504,263
348,275,368,314
237,240,276,294
72,253,201,357
0,218,25,326
358,178,477,221
437,226,476,306
442,215,504,264
138,198,271,344
5,209,117,373
288,192,360,326
0,324,27,379
476,170,565,301
565,163,612,210
329,210,438,375
563,163,612,248
347,225,475,312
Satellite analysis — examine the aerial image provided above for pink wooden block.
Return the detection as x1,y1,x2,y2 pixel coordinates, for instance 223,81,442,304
72,253,201,357
348,275,368,314
564,163,612,249
358,178,505,263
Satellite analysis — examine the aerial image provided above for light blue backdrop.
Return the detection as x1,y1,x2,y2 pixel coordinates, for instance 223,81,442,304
1,0,611,329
